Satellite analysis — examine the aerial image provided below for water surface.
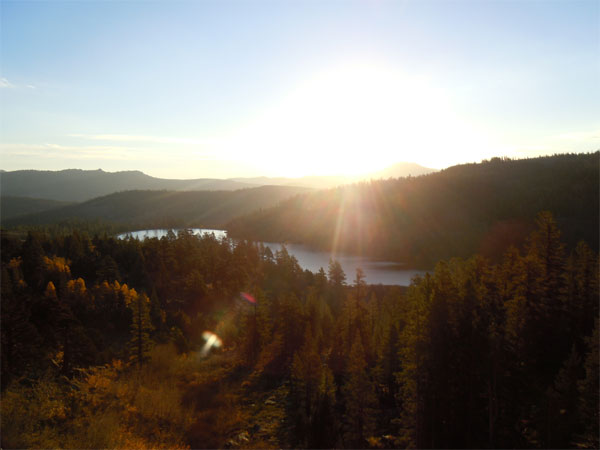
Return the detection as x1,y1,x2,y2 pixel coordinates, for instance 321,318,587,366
117,228,227,240
117,228,426,286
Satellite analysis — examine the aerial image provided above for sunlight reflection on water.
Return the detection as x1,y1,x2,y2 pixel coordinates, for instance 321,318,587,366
262,242,427,286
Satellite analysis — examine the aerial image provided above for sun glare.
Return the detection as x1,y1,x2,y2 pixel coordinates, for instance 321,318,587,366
220,62,493,177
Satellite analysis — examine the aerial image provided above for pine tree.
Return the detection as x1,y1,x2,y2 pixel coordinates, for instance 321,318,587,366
128,290,153,367
290,327,322,446
0,265,41,388
526,212,569,376
21,232,46,290
312,365,337,448
354,267,366,301
342,334,376,448
327,258,346,313
328,259,346,287
544,346,582,448
566,241,599,348
377,323,401,402
576,319,599,448
396,274,434,449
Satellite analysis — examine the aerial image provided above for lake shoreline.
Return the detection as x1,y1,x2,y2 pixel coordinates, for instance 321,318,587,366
117,228,429,286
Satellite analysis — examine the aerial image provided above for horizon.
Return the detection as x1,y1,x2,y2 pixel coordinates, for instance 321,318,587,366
0,159,435,180
1,0,599,178
3,151,597,181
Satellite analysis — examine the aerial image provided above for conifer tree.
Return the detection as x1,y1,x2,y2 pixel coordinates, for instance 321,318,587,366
327,258,346,313
566,241,599,347
576,319,599,448
312,365,337,448
342,335,376,448
544,346,582,449
128,290,153,367
396,274,434,449
290,327,322,446
21,232,46,290
328,259,346,287
0,265,40,388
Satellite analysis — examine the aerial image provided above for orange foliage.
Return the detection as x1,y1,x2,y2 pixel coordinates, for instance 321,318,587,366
43,255,71,275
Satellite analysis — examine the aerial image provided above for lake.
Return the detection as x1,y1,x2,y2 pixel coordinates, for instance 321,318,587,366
118,228,227,240
117,228,427,286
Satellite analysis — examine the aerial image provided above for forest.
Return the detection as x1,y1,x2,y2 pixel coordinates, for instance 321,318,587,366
1,211,598,448
227,153,599,267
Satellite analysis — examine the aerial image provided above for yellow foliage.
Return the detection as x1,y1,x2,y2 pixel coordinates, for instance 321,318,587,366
1,345,240,449
100,279,111,291
8,257,24,282
120,283,140,306
43,255,71,275
44,281,57,299
66,277,87,295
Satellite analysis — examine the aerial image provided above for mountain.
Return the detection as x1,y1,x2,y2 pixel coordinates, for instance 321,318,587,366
232,162,436,188
0,169,256,202
0,163,436,202
2,185,312,229
227,153,599,268
0,196,74,221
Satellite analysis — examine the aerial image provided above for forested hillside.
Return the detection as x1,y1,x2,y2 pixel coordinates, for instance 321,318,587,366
227,153,599,267
0,196,74,221
1,212,598,448
2,186,311,230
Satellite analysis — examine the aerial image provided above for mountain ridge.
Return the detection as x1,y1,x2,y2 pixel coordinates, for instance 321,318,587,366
0,162,436,202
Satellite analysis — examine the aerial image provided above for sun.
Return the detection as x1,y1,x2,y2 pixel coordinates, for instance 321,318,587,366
222,62,490,176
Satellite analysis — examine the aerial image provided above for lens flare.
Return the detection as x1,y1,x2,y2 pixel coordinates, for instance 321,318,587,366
200,331,223,357
240,292,256,304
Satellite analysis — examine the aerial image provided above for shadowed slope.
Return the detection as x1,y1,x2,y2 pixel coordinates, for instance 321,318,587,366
227,153,599,267
2,185,311,230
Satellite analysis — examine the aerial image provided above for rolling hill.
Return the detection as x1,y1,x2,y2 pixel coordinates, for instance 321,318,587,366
227,153,599,267
2,185,312,230
0,196,74,221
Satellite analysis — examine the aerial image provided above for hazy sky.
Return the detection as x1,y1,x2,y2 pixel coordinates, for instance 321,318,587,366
1,0,598,179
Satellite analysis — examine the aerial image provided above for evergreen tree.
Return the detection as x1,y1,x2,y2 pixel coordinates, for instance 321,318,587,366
327,258,346,313
327,258,346,287
312,365,337,448
290,327,322,447
576,319,599,448
0,265,41,388
128,290,153,367
544,347,582,448
342,335,376,448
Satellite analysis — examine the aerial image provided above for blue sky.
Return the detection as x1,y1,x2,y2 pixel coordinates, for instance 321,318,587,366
1,0,598,178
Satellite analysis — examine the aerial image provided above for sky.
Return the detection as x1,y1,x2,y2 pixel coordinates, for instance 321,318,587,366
1,0,598,179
